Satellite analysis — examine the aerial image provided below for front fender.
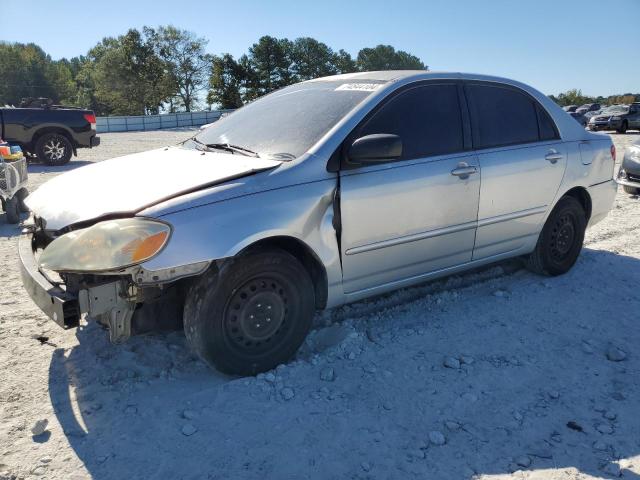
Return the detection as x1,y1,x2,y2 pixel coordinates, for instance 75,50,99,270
140,178,344,307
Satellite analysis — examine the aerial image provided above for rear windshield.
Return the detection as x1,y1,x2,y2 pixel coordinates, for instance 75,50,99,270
193,81,382,160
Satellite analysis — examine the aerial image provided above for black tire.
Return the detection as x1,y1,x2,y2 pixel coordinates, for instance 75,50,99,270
526,196,586,276
617,121,628,134
4,196,20,224
16,188,30,213
184,249,315,376
623,185,640,195
35,133,73,165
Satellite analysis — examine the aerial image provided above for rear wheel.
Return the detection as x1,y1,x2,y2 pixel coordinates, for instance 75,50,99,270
623,185,640,195
4,196,20,224
526,196,586,276
184,249,315,376
35,133,73,165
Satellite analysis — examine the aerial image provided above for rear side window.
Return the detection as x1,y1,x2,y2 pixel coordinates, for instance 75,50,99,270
358,84,464,159
466,84,547,149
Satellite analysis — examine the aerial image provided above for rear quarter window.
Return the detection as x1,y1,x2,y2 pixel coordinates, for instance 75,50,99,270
537,106,558,141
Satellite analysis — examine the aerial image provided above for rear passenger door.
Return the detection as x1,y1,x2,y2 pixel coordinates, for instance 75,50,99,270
465,82,566,260
339,83,480,294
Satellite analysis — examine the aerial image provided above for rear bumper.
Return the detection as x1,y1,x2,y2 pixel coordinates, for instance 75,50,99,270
588,121,621,131
73,130,100,149
18,233,80,328
587,179,618,227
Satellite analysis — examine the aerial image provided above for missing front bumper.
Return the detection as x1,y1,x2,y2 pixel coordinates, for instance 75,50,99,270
19,232,135,340
18,233,80,328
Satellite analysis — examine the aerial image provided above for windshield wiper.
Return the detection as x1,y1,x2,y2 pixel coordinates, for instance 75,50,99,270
190,138,260,158
207,143,260,158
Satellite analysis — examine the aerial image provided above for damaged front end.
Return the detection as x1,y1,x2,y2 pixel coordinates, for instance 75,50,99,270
20,217,209,343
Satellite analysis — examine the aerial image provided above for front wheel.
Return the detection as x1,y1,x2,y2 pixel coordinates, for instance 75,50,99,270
35,133,73,165
184,249,315,376
617,121,628,134
526,196,587,276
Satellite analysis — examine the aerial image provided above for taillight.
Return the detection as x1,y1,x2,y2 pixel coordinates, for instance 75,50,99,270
611,144,616,162
83,113,97,126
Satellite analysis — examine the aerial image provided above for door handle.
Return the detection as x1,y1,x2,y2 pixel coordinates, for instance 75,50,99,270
545,151,563,164
451,163,478,179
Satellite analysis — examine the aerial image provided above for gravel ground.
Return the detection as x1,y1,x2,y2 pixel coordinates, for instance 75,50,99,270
1,129,639,480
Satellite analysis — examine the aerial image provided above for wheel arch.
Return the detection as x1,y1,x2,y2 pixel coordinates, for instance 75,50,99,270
237,235,329,310
561,186,592,221
32,126,75,149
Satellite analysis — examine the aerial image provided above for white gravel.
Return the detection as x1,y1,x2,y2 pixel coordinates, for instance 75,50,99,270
1,129,640,479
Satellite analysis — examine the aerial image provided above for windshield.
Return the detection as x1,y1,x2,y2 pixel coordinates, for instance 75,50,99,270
193,80,382,160
602,105,629,114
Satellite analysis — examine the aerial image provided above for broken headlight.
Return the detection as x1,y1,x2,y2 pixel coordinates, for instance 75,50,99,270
39,218,171,272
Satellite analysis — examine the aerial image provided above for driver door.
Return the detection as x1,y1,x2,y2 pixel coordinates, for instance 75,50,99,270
339,83,480,295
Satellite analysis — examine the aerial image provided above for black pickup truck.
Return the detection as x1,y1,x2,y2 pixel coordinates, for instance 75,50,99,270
0,103,100,165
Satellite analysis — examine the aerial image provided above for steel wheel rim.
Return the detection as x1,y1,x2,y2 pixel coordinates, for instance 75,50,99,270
223,276,289,354
43,138,66,161
550,213,576,260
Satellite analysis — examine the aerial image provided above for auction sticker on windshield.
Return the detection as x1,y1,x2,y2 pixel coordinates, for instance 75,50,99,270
335,83,383,92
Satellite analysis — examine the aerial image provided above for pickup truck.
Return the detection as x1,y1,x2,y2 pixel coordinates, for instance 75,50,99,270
0,105,100,165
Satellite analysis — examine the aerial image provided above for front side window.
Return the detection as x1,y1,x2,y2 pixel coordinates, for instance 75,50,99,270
357,84,464,160
467,84,541,149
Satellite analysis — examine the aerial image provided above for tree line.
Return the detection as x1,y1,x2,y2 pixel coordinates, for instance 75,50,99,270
549,88,639,108
0,26,425,115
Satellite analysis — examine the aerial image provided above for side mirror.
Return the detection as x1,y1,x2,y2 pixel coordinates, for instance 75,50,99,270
347,134,402,164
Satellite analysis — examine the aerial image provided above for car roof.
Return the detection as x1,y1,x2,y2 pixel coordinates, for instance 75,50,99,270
307,70,533,86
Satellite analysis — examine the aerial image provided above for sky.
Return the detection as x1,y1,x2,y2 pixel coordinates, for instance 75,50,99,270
1,0,638,97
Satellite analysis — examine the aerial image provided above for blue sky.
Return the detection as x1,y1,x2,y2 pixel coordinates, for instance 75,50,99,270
2,0,638,96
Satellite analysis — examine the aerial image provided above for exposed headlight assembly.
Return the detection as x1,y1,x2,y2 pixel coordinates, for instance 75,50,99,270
39,218,171,272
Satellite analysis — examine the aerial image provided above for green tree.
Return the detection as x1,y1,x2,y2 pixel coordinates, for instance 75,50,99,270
244,36,293,99
554,89,594,107
81,29,173,115
290,37,338,81
332,49,357,74
146,25,213,111
356,44,426,71
0,42,57,105
207,54,244,109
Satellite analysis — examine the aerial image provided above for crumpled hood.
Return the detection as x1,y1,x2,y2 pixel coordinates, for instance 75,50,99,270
26,146,281,230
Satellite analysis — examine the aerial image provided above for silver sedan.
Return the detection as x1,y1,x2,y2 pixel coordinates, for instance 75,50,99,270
20,71,617,375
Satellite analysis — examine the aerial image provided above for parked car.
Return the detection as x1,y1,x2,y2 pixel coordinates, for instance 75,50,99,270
617,138,640,194
19,71,617,375
563,105,578,112
588,104,640,133
0,103,100,165
0,143,29,223
583,109,602,121
575,103,601,116
569,111,588,127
